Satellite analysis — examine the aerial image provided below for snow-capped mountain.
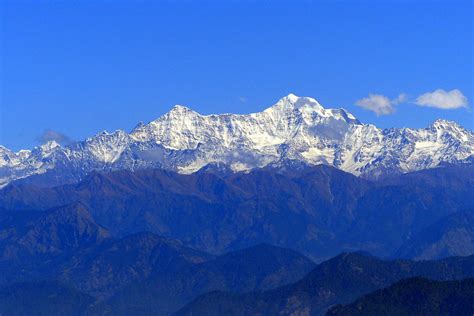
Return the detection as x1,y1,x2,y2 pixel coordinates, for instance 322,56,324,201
1,94,473,187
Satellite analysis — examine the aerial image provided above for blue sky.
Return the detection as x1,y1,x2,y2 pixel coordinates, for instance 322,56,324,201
1,0,472,151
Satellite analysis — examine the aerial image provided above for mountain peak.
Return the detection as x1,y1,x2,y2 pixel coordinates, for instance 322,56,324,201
282,93,300,102
39,140,60,152
169,104,197,114
273,93,323,109
263,94,327,122
264,94,362,127
430,119,461,129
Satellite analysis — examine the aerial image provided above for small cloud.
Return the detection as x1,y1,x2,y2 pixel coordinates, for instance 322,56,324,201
355,93,406,116
393,93,408,105
239,96,247,103
415,89,468,109
36,129,73,145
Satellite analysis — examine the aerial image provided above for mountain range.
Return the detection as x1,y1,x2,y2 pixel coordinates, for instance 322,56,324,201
1,95,474,315
327,277,474,316
1,208,474,316
1,163,473,315
1,94,473,187
1,163,473,261
176,252,474,316
0,201,316,315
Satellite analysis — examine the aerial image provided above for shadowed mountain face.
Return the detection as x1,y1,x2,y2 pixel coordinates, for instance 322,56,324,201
0,165,371,260
327,278,474,316
176,253,474,316
2,203,474,316
0,281,95,316
1,164,473,261
0,202,111,285
10,202,110,255
92,244,316,315
0,200,316,315
395,212,474,260
60,238,315,305
59,232,214,299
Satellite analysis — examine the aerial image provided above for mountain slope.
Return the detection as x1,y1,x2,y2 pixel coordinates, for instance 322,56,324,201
327,277,474,316
0,218,315,315
0,281,95,316
0,202,110,259
0,202,316,314
1,164,472,260
395,211,474,260
1,94,472,187
94,244,315,315
0,202,111,285
59,232,212,299
0,165,373,259
176,253,474,316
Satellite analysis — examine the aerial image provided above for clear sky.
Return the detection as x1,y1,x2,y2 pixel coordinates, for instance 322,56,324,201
1,0,472,151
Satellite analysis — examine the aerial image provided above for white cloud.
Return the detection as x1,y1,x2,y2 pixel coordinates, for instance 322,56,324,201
415,89,468,109
393,93,408,105
355,93,406,116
